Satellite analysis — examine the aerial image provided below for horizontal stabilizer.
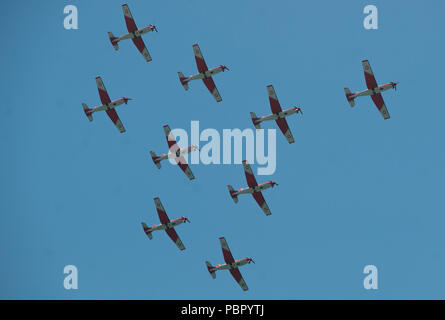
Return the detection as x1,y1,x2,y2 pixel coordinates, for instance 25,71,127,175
178,72,189,91
150,151,162,169
344,88,355,107
206,261,216,279
141,222,153,240
227,185,239,204
108,32,119,51
82,103,93,122
250,112,261,129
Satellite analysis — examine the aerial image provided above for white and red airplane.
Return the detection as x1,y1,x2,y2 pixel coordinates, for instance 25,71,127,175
141,197,190,251
228,160,277,216
345,60,398,120
206,237,254,291
82,76,131,133
250,85,302,144
178,44,229,102
150,125,198,180
108,4,158,62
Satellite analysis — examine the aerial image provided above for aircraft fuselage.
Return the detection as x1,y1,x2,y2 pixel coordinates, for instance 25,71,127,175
117,26,155,41
186,66,225,82
214,258,251,271
91,98,127,113
156,146,198,162
233,182,274,196
149,218,186,232
351,83,394,99
258,107,300,123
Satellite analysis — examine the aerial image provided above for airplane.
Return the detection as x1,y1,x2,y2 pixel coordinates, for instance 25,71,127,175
108,4,158,62
150,125,199,180
205,237,254,291
250,85,303,144
82,76,131,133
227,160,277,216
141,197,190,251
344,60,398,120
178,44,229,102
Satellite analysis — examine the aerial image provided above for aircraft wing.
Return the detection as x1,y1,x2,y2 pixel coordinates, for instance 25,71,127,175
176,156,195,180
193,44,209,73
267,85,283,114
362,60,378,90
242,160,258,188
371,93,390,120
96,76,111,105
163,125,179,153
219,237,235,264
122,4,138,32
165,228,186,251
229,268,249,291
154,197,170,225
105,109,126,133
203,78,222,102
275,118,295,143
252,191,272,216
132,37,152,62
122,4,152,62
163,125,195,180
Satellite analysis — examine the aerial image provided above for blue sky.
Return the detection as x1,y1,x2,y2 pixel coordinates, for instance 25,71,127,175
1,0,445,299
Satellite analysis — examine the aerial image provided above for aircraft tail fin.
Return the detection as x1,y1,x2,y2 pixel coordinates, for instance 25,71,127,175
250,112,261,129
205,261,216,279
141,222,153,240
227,185,239,204
344,88,356,107
178,72,189,91
150,151,162,169
108,32,119,50
82,103,93,122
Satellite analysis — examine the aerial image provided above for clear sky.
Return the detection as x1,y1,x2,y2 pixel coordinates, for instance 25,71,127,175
1,0,445,299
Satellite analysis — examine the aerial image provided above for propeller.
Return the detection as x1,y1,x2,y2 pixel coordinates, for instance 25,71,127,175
393,82,398,91
249,258,255,264
221,65,229,72
184,217,191,223
123,97,132,104
296,107,303,115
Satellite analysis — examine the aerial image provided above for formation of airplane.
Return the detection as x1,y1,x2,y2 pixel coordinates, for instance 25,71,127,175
82,76,131,133
206,237,254,291
178,44,229,102
345,59,398,120
250,85,303,144
150,125,198,180
141,197,190,251
108,4,158,62
228,160,277,216
80,3,402,293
